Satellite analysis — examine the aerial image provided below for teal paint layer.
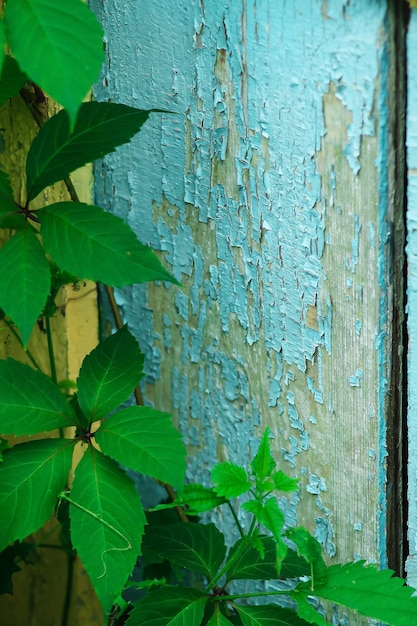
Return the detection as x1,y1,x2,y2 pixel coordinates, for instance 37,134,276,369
91,0,391,565
406,10,417,588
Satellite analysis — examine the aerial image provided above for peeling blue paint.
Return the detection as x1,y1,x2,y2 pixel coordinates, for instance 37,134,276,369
406,11,417,587
91,0,391,569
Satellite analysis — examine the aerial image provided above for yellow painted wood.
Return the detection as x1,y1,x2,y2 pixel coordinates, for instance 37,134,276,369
0,91,102,624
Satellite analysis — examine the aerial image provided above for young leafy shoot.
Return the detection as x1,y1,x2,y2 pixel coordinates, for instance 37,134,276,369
150,484,227,516
5,0,104,126
211,462,252,499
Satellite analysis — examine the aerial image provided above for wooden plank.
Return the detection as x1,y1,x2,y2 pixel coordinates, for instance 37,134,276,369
92,0,399,598
406,7,417,588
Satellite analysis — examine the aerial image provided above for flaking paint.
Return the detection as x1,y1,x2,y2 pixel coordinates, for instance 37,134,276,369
91,0,394,581
407,10,417,588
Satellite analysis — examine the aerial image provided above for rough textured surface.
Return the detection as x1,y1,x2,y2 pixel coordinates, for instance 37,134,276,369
407,9,417,589
91,0,396,584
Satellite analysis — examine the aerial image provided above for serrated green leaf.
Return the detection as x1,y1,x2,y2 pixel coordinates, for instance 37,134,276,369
0,439,73,551
0,229,50,345
142,523,226,580
280,548,310,579
69,449,146,615
25,102,152,199
0,55,29,105
226,536,278,582
310,560,417,626
150,484,227,516
77,326,144,424
242,499,287,571
126,586,208,626
39,202,177,285
5,0,103,126
0,358,77,435
251,428,276,482
285,527,327,588
271,471,299,493
95,406,186,491
290,594,327,626
211,462,252,499
234,604,311,626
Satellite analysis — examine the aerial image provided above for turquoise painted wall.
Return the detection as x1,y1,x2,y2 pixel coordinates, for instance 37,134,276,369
90,0,403,597
407,8,417,588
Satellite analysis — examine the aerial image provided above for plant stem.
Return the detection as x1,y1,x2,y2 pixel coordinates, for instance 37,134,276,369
45,314,58,385
205,517,258,593
61,551,75,626
1,316,42,370
227,501,245,538
219,589,292,601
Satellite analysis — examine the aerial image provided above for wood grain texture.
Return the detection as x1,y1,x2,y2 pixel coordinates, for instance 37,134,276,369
91,1,401,614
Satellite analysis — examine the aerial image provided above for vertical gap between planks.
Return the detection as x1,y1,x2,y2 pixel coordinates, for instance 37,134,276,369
386,0,409,577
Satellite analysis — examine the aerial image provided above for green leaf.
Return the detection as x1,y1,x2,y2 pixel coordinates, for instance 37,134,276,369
0,173,23,228
225,536,278,582
0,55,29,105
69,449,146,615
5,0,103,126
39,202,177,285
310,560,417,626
0,439,73,551
0,230,50,345
95,406,186,491
142,523,226,580
0,541,34,594
150,484,227,516
0,358,77,435
77,326,144,424
242,499,287,572
0,437,8,460
126,586,208,626
280,548,310,579
290,595,327,626
26,102,152,200
234,604,311,626
250,428,276,482
206,604,235,626
211,462,252,498
271,471,299,493
285,527,327,588
0,19,5,80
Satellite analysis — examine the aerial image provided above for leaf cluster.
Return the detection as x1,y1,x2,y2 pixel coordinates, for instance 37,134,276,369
125,429,417,626
0,326,186,613
0,0,186,619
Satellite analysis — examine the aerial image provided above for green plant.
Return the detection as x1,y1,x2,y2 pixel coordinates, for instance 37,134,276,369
120,428,417,626
0,0,185,621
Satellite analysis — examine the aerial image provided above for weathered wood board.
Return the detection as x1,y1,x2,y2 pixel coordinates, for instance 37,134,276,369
91,0,404,610
407,8,417,589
